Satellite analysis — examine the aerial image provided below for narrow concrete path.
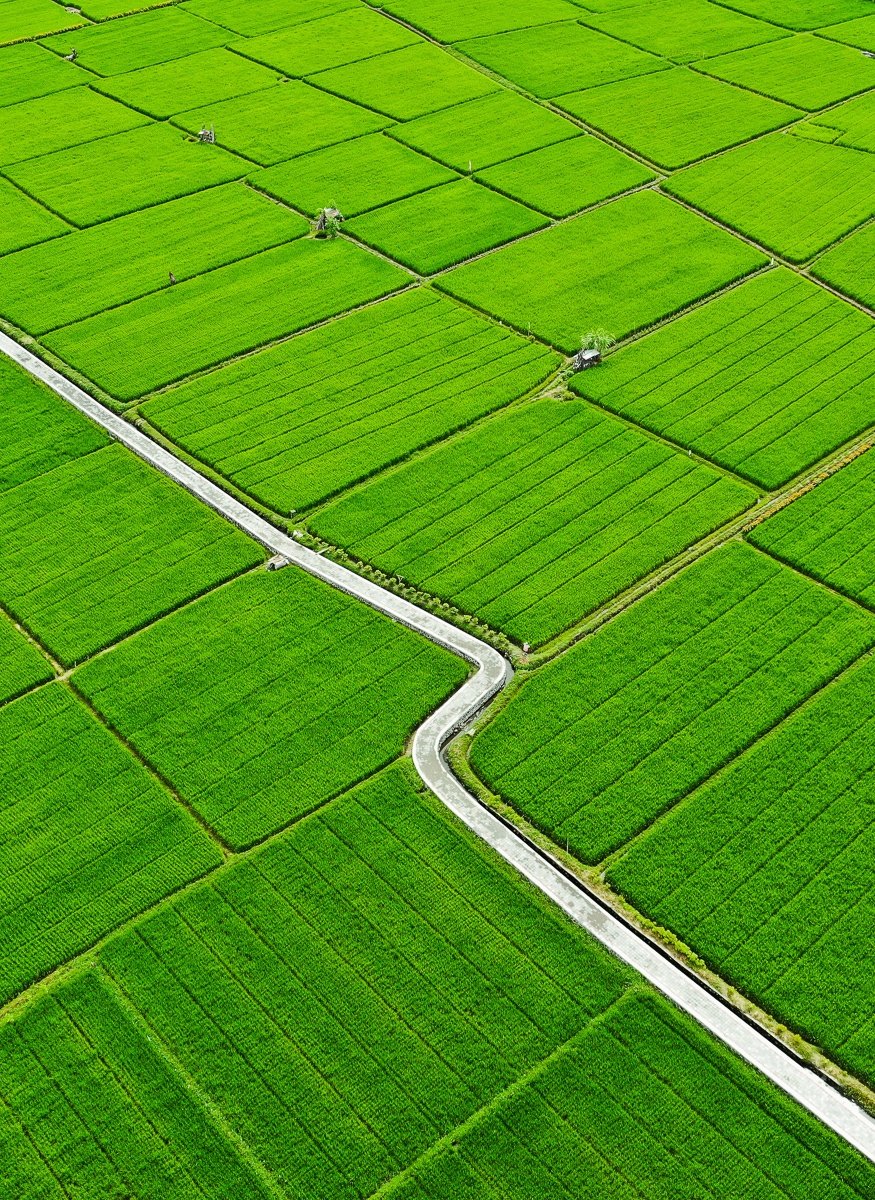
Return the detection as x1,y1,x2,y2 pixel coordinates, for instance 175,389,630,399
4,330,874,1165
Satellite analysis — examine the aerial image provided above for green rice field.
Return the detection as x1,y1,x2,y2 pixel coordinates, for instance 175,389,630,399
1,0,875,1190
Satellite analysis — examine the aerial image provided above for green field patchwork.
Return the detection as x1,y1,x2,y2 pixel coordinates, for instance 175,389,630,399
0,86,149,167
346,179,547,274
0,183,307,335
557,67,800,169
0,686,222,1005
93,47,280,119
607,652,875,1090
0,443,262,664
6,123,248,226
183,0,359,37
311,399,757,646
457,21,667,97
45,236,408,401
749,449,875,609
0,0,82,44
476,134,655,217
440,190,766,352
311,42,498,120
175,81,390,165
252,132,457,217
0,615,52,705
665,132,875,262
42,7,231,75
391,88,580,171
707,0,874,29
471,542,875,861
142,289,560,510
698,33,875,110
235,7,419,76
75,573,468,848
0,177,69,254
799,90,875,152
579,0,787,61
79,0,183,14
575,269,875,488
375,0,583,42
812,219,875,307
818,11,875,48
0,41,82,108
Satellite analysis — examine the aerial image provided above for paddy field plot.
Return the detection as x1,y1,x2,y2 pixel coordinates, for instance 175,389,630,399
812,219,875,307
476,134,655,217
0,616,52,706
183,0,359,37
697,33,875,110
346,180,548,274
5,123,248,226
608,653,875,1090
75,572,468,848
440,190,766,353
311,399,756,646
79,0,183,13
0,86,149,167
471,542,875,861
0,686,222,1005
252,132,457,218
0,443,262,665
0,177,69,254
800,90,875,153
557,68,800,169
0,0,82,44
93,47,280,119
0,183,307,335
749,449,875,609
174,81,390,166
819,11,875,48
712,0,875,29
665,133,875,262
575,269,875,489
42,6,230,75
578,0,787,62
235,7,419,76
374,0,582,42
142,289,560,511
310,42,498,120
456,22,666,98
390,89,580,171
44,237,408,401
0,41,82,108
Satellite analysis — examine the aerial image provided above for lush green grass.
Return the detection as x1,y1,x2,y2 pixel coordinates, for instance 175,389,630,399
235,7,419,75
0,686,222,1005
174,81,390,166
698,33,875,110
456,21,666,97
375,0,582,42
93,47,279,119
0,86,149,167
471,541,875,860
42,7,231,75
608,652,875,1089
80,0,182,14
6,123,248,226
812,219,875,307
0,615,52,705
44,237,408,401
0,183,307,335
142,289,560,510
391,88,580,170
75,574,468,848
749,449,875,609
558,67,800,169
579,0,787,61
709,0,874,30
0,41,82,108
311,42,498,120
0,0,82,44
440,190,767,353
819,11,875,48
252,132,457,217
184,0,358,37
385,990,875,1200
0,444,262,665
575,269,875,489
476,134,655,217
346,179,547,274
0,353,108,492
0,176,69,254
311,399,756,646
801,90,875,153
665,133,875,262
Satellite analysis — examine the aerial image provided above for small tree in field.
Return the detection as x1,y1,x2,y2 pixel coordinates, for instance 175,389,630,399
579,329,615,355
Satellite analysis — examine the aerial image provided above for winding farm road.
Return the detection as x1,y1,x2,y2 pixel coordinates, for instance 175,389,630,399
3,328,874,1164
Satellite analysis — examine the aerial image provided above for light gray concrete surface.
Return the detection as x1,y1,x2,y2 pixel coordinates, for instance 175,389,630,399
4,330,874,1164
